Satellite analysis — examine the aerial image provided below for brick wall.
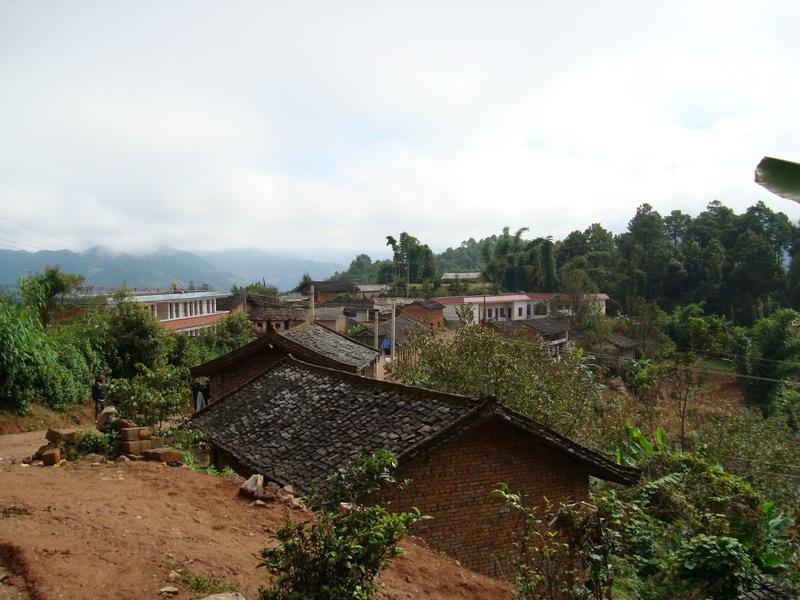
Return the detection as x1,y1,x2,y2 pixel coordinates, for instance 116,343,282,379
388,418,590,577
208,347,286,400
400,305,444,329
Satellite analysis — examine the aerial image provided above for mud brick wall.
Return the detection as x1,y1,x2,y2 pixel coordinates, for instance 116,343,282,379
388,419,590,578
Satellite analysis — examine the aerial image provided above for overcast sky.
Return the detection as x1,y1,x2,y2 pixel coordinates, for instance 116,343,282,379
1,1,799,260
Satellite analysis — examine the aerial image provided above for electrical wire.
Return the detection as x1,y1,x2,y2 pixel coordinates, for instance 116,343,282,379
0,213,80,246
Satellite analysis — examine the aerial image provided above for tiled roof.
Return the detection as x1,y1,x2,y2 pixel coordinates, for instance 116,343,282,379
249,305,308,321
191,359,484,493
606,333,638,349
411,299,445,311
191,359,640,493
355,314,428,346
737,582,792,600
189,333,361,378
304,280,357,294
487,318,567,339
522,317,568,337
283,322,379,370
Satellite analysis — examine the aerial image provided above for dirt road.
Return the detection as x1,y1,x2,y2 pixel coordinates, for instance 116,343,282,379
0,458,511,600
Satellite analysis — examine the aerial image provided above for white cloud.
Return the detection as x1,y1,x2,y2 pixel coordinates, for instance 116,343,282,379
0,0,799,257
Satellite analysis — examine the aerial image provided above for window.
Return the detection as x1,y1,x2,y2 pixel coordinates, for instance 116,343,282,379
526,303,531,316
518,307,523,317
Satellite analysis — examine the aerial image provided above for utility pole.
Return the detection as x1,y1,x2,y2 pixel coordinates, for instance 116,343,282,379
373,309,379,350
309,285,315,322
391,298,396,363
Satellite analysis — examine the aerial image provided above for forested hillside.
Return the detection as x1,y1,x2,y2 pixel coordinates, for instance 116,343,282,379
332,200,797,325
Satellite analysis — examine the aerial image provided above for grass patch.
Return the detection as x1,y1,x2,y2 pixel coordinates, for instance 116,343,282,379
181,451,235,477
182,571,237,596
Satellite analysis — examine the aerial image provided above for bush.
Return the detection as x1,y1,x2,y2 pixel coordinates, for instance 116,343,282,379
257,451,424,600
105,364,189,430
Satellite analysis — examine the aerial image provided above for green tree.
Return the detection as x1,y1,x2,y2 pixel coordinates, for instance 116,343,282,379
390,325,602,441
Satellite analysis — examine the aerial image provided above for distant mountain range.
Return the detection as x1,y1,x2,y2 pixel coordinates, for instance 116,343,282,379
0,247,344,292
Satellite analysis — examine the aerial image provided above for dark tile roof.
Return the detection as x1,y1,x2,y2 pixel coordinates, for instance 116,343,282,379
409,299,445,311
189,333,362,378
191,359,640,493
303,280,358,294
737,582,792,600
355,315,428,347
522,317,568,337
486,317,567,339
283,322,379,370
249,305,308,321
606,333,639,349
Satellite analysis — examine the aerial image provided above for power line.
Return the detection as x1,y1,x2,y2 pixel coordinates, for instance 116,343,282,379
0,213,80,246
0,237,47,251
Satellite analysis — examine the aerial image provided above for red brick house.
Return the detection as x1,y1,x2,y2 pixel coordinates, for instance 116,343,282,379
400,299,445,329
190,359,639,577
487,316,570,356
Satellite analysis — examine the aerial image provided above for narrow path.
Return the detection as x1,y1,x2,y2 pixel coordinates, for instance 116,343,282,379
0,429,77,463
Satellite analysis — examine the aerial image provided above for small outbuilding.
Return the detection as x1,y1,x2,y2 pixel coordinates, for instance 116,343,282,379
399,299,445,329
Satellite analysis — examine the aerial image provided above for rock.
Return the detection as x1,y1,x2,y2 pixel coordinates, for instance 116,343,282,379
96,406,118,432
45,428,65,443
143,448,183,464
35,443,54,459
251,500,267,508
41,448,61,466
115,455,130,464
281,484,293,495
139,439,154,452
239,474,264,498
114,418,136,429
149,436,165,449
139,427,152,440
83,453,104,463
159,586,179,595
62,431,79,445
167,570,181,581
199,594,246,600
405,575,412,583
254,481,279,501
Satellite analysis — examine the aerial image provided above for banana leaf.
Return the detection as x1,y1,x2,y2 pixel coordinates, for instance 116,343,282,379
755,156,800,203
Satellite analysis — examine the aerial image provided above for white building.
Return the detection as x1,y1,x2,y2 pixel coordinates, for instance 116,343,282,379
432,292,609,324
117,290,232,336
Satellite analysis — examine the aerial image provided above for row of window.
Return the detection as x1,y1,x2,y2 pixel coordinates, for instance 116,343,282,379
485,303,548,320
145,298,218,320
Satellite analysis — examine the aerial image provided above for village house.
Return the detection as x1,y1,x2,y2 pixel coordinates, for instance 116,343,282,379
352,313,429,355
248,305,308,334
399,299,445,329
487,316,570,355
441,271,487,285
593,333,639,372
189,323,384,409
432,292,609,324
300,281,390,303
118,290,232,336
190,358,639,577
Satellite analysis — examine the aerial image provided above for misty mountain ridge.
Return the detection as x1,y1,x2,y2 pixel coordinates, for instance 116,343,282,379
0,246,344,291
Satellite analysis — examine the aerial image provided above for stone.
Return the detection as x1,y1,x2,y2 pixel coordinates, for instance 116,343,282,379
41,448,61,466
199,594,246,600
159,586,179,596
254,481,280,501
96,406,118,432
115,455,130,464
120,441,142,455
139,439,153,452
139,427,152,440
167,570,181,581
115,418,136,429
45,428,65,443
83,453,103,463
120,428,142,442
149,436,165,449
35,443,54,459
62,431,80,446
143,448,183,464
239,474,264,498
251,500,267,507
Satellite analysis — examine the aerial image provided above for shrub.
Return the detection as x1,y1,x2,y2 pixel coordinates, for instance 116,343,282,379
105,364,189,430
257,451,424,600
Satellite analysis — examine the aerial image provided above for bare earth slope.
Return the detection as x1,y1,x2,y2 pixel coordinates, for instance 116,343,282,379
0,458,511,600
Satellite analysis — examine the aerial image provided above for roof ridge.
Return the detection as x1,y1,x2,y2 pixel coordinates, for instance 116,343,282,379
303,321,382,355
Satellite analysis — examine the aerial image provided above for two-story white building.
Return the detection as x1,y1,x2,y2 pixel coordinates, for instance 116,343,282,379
118,290,232,336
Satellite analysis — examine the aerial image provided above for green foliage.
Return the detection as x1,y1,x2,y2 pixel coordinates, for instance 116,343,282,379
258,452,424,600
309,450,401,512
164,427,210,451
75,428,117,456
180,452,234,477
105,363,189,430
19,265,86,325
390,324,603,440
0,298,56,412
231,279,279,300
181,571,237,595
94,295,165,378
670,535,759,598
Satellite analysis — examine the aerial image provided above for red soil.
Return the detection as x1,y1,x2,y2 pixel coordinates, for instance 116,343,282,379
0,457,512,600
